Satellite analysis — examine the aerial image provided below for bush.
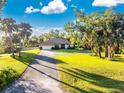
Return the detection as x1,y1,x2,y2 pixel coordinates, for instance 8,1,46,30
52,46,59,50
68,45,75,49
68,47,75,49
0,68,19,90
39,46,42,50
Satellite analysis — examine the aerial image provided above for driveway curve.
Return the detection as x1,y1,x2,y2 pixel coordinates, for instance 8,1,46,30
1,50,63,93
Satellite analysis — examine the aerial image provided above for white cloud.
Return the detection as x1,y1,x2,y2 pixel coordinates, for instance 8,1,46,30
92,0,124,7
71,4,77,8
68,0,71,2
25,6,40,14
117,0,124,5
25,0,67,14
41,0,67,14
40,2,43,6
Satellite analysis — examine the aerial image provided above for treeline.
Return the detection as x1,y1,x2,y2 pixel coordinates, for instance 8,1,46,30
29,29,67,47
65,9,124,60
2,8,123,61
30,9,124,60
0,18,32,57
29,28,82,47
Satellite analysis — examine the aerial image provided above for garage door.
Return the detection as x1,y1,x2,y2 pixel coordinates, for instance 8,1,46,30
42,46,53,50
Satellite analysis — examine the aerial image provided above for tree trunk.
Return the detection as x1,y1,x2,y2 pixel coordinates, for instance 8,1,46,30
19,36,22,57
108,45,112,60
111,46,115,59
91,46,94,56
19,50,21,57
111,51,114,58
98,47,102,58
105,46,108,58
116,43,120,54
19,42,22,57
23,39,25,47
12,51,15,58
9,33,15,58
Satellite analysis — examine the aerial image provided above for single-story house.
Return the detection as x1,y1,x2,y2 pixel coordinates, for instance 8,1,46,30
41,38,73,50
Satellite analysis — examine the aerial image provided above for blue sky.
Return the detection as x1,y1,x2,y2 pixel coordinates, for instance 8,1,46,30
2,0,124,35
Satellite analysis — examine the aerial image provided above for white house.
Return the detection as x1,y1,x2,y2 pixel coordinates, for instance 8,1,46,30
41,38,71,50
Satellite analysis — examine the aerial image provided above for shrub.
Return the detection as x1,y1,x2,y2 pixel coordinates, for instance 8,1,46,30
68,47,75,49
51,45,59,50
39,46,42,50
68,45,75,49
0,68,19,90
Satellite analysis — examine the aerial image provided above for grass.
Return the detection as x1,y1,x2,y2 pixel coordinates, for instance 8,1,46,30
0,49,40,74
0,49,40,90
53,48,83,53
55,52,124,93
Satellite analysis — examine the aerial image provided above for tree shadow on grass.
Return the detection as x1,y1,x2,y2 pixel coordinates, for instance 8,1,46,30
53,49,92,54
62,67,124,93
13,52,66,65
10,52,94,93
36,54,66,64
11,52,37,64
11,52,124,93
23,60,105,93
113,56,124,62
15,62,91,93
34,64,106,93
30,62,107,93
53,49,83,53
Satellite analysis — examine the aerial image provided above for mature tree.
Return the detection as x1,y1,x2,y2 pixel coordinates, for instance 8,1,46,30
18,22,32,47
0,18,33,57
103,10,124,60
64,21,83,47
0,18,16,57
59,32,66,39
39,29,65,43
67,9,124,60
29,35,39,47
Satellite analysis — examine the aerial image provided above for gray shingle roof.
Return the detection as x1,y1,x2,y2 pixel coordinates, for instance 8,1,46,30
42,38,70,45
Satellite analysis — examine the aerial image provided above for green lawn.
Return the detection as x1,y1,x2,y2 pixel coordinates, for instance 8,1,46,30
0,49,40,74
0,49,40,90
55,52,124,93
53,48,84,53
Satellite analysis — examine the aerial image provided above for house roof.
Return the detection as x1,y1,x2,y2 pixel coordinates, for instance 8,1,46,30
42,38,70,46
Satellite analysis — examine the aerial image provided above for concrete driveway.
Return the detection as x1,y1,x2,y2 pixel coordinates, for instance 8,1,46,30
1,50,63,93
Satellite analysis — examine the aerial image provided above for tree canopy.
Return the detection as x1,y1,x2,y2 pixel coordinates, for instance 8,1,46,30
64,9,124,60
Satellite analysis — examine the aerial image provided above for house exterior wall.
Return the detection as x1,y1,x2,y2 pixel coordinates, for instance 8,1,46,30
70,44,74,48
65,44,69,49
42,45,53,50
59,44,61,48
42,44,72,50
